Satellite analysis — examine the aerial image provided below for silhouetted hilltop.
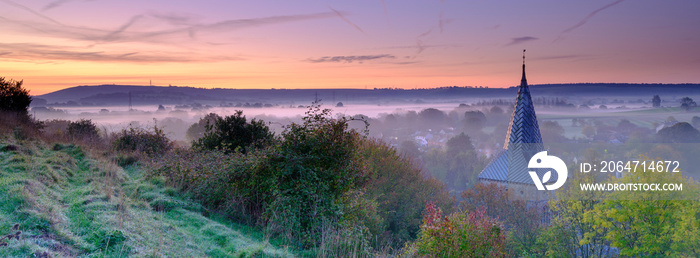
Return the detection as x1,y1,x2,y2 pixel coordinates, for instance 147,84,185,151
36,83,700,107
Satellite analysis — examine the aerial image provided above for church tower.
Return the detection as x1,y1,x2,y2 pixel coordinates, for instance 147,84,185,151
477,50,547,199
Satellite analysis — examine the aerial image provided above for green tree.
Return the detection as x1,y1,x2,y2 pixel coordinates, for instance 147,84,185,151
0,77,31,114
541,120,566,143
680,97,697,111
445,133,478,189
585,159,700,257
358,139,455,249
657,122,700,143
398,140,421,161
422,148,449,181
186,113,220,142
418,108,447,129
193,110,273,153
490,106,504,115
545,172,611,257
464,110,487,130
652,95,661,108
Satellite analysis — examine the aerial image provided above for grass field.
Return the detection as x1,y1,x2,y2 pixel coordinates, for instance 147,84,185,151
0,137,293,257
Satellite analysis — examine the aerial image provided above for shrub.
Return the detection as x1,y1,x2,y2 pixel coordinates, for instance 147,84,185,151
193,110,273,153
41,119,71,138
155,104,368,248
68,119,100,142
112,126,173,156
412,202,507,257
460,183,545,255
265,104,366,247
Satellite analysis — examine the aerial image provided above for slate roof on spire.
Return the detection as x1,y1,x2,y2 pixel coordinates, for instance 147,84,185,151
478,52,544,185
504,63,543,148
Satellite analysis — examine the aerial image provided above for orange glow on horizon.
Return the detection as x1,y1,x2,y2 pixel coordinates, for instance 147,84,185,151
1,1,698,95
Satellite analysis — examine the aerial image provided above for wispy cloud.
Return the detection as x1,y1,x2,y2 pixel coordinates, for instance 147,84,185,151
0,0,338,45
43,0,92,11
307,54,395,63
506,36,538,46
0,0,63,24
0,43,240,63
149,12,201,27
533,54,594,62
562,0,625,34
328,6,364,33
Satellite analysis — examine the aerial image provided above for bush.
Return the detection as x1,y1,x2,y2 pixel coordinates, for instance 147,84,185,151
155,104,368,248
154,104,460,253
68,119,100,142
193,110,273,153
41,119,71,138
265,105,366,247
460,183,545,255
411,202,507,257
112,126,173,156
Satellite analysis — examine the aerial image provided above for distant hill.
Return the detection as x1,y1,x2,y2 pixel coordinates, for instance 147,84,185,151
35,83,700,107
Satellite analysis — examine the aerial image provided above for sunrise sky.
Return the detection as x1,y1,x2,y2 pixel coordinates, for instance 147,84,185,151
1,0,699,95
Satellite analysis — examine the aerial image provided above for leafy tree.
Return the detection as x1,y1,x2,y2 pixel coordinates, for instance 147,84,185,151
193,110,273,153
585,160,700,257
358,139,455,249
680,97,697,111
545,173,611,257
541,120,566,143
445,133,478,189
422,148,449,181
656,122,700,143
0,77,31,114
186,113,220,142
490,106,504,115
399,139,421,161
418,108,446,129
652,95,661,108
464,110,487,130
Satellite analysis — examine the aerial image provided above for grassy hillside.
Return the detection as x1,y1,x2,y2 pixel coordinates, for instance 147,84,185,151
0,137,293,257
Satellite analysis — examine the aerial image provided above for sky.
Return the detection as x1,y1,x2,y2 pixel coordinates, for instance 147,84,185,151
1,0,699,95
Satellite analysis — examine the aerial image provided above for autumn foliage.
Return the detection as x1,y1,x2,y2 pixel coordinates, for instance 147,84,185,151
412,202,507,257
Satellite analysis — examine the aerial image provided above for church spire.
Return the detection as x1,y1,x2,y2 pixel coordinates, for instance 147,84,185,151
504,49,542,148
521,49,527,85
